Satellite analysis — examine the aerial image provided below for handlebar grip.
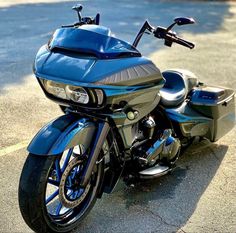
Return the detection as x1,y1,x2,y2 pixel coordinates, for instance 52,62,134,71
173,37,195,49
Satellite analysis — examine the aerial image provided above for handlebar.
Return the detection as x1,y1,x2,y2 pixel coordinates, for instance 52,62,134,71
154,26,195,49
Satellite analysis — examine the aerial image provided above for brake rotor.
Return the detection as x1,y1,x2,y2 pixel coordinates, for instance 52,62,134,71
59,157,91,209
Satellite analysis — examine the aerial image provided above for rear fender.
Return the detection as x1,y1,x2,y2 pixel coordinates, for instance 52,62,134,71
27,114,96,155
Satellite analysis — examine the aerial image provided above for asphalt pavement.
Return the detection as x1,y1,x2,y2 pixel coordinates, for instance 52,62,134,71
0,1,235,233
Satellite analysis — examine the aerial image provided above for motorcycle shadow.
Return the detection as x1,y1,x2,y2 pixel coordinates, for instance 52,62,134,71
75,141,228,233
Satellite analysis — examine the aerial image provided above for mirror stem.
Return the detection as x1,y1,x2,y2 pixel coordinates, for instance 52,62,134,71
166,22,177,32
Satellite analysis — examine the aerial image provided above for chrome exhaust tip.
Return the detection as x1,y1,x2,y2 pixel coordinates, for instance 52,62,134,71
139,164,171,179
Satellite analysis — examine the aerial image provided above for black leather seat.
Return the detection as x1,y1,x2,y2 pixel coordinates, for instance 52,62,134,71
160,70,198,107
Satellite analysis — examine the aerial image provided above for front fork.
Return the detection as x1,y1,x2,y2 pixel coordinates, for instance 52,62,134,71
80,121,110,187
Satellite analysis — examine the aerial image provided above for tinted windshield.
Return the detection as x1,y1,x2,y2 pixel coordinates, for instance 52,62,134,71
49,27,141,59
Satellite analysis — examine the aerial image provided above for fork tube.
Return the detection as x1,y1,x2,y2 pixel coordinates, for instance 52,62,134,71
80,121,110,187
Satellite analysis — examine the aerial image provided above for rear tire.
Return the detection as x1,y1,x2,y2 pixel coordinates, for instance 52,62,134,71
18,151,103,233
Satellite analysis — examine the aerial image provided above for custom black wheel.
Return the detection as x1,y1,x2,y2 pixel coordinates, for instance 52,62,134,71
18,147,104,233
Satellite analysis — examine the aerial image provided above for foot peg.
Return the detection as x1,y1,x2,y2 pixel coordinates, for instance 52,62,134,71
139,164,171,179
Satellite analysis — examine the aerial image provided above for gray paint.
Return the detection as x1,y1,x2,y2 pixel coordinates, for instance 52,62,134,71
96,63,162,86
190,87,235,141
99,62,165,148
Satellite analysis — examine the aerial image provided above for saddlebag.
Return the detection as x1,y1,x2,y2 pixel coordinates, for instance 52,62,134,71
190,85,235,142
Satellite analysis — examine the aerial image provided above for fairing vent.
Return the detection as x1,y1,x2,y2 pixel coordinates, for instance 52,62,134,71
95,63,162,86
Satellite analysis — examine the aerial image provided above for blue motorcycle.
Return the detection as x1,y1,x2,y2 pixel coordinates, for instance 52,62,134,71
18,5,235,233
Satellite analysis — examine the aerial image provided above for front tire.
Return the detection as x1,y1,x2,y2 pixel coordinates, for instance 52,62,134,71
18,150,103,233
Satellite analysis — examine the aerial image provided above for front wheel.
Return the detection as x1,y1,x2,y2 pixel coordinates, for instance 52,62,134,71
18,148,104,233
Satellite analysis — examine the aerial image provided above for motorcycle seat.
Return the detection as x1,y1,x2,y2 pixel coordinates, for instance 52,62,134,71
160,70,198,107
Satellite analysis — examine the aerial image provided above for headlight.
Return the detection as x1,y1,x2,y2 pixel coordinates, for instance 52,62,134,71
40,79,104,106
94,89,104,105
43,80,68,100
65,86,89,104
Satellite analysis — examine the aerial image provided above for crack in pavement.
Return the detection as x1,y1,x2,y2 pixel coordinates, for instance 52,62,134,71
136,205,183,231
177,229,187,233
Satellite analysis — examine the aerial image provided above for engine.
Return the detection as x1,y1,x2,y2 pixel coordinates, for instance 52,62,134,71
132,115,181,167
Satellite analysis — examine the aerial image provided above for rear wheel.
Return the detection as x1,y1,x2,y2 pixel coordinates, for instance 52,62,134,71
18,147,104,233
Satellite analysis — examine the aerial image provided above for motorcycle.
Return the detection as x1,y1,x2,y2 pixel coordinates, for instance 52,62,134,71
18,4,235,233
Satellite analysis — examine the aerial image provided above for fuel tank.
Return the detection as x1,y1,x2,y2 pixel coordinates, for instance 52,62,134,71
34,25,165,140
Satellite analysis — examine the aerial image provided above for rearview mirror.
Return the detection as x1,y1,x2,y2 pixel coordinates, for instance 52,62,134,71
174,17,195,26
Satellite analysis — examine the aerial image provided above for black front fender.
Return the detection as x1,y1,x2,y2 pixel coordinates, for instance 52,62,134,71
27,114,96,156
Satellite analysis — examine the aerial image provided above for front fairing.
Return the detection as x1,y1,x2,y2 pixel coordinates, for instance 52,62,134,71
33,45,157,87
34,45,96,83
33,24,162,88
33,25,165,129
